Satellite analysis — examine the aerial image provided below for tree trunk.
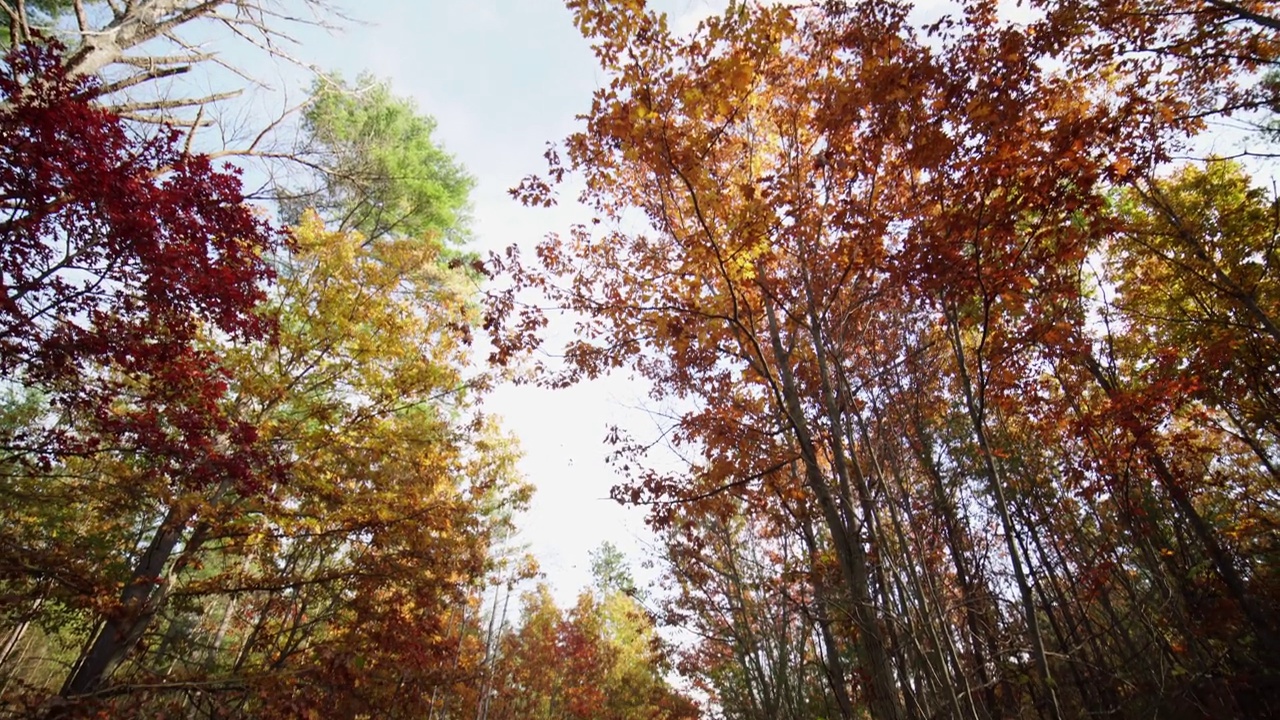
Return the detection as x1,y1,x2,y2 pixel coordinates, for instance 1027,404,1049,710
798,508,858,720
59,505,192,699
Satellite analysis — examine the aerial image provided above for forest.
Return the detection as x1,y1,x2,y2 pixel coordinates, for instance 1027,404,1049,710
0,1,1278,719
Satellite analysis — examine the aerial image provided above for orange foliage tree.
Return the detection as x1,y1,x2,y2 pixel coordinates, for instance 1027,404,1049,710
492,1,1280,718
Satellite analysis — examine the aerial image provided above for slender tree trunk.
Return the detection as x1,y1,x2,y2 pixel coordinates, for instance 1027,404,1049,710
945,305,1063,720
763,291,905,720
0,618,37,699
58,477,230,707
907,414,1000,720
879,452,974,720
798,509,858,720
798,252,914,720
0,592,42,671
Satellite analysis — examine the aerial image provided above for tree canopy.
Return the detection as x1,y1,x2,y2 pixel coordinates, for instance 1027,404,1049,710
491,1,1280,719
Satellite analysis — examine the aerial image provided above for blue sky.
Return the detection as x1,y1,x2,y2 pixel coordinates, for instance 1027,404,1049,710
269,0,729,604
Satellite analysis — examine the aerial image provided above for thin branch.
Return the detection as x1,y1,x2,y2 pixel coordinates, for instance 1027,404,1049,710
91,64,191,98
618,455,799,506
107,88,242,114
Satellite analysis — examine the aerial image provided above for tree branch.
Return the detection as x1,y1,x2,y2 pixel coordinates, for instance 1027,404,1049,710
1205,0,1280,32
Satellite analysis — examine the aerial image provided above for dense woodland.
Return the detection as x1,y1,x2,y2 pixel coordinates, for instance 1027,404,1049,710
1,1,1278,719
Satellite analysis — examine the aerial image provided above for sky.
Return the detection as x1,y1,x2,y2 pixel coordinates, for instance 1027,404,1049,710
253,0,734,605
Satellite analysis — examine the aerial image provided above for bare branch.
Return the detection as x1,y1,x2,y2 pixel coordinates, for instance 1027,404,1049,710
91,64,191,98
115,52,215,67
183,105,205,154
243,96,310,155
106,88,242,114
0,2,18,46
73,0,88,33
12,0,28,44
0,0,346,155
115,110,214,127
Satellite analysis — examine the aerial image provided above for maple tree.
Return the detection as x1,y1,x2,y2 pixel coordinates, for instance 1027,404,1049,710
0,39,282,711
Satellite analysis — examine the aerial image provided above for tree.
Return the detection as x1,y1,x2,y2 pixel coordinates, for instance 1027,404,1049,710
0,39,282,712
1093,159,1280,670
0,38,528,719
493,1,1280,718
590,542,638,597
1,1,342,127
282,74,476,245
191,215,529,719
660,507,852,720
475,581,698,720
